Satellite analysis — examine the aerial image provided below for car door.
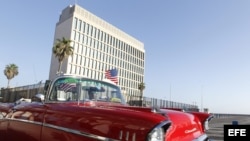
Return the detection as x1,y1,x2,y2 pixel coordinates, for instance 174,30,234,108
41,103,99,141
7,102,46,141
0,103,14,140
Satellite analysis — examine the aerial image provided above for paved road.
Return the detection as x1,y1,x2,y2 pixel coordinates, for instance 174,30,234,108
206,116,250,141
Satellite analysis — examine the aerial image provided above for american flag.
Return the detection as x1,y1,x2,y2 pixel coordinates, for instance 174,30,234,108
59,83,76,92
105,68,118,84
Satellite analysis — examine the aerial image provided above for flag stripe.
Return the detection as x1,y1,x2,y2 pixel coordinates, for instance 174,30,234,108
105,69,118,84
59,83,76,92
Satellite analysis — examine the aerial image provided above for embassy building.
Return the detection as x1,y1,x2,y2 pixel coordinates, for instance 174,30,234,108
49,4,145,103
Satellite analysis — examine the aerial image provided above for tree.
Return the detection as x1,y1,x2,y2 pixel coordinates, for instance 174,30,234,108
4,63,19,88
52,37,74,75
138,82,145,106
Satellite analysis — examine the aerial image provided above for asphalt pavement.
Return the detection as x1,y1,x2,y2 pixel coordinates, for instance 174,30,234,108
206,116,250,141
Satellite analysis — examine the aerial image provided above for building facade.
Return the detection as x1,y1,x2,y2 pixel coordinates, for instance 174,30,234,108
49,4,145,102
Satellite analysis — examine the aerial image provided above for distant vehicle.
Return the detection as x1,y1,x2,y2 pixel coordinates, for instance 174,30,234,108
0,75,213,141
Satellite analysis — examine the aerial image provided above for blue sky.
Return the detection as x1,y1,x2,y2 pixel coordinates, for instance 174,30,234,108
1,0,250,114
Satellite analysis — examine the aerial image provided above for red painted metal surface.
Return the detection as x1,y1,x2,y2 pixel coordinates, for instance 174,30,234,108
0,75,212,141
0,101,212,141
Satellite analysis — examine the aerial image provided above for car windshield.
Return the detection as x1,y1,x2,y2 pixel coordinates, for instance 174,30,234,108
48,76,125,104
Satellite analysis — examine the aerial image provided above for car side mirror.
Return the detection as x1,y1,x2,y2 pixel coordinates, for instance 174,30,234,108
32,93,45,103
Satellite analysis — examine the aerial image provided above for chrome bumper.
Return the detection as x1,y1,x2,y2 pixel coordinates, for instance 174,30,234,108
192,134,211,141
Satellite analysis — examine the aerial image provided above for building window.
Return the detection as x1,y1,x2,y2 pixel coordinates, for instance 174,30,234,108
82,34,85,44
74,17,78,30
90,38,94,47
99,31,103,41
97,62,100,70
76,32,80,42
79,34,83,43
75,55,78,64
79,67,82,75
101,53,104,62
92,71,95,79
72,65,76,74
93,50,97,59
88,48,91,58
88,25,92,36
86,69,89,77
86,58,89,68
103,33,106,42
78,20,82,31
89,59,93,69
92,27,96,38
85,37,89,46
79,44,83,54
79,56,83,66
72,31,76,41
86,47,90,57
89,69,92,78
73,54,77,63
86,23,89,35
82,57,85,66
82,21,86,33
94,40,98,48
96,72,99,80
96,29,99,39
93,60,96,69
69,64,72,74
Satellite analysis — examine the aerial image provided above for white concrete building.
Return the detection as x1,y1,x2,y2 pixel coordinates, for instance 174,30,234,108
49,4,145,102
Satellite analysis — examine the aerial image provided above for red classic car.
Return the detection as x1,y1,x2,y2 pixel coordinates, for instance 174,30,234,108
0,75,213,141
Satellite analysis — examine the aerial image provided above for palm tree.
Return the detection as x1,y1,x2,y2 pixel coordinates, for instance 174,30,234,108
52,37,74,75
138,82,145,106
4,63,19,88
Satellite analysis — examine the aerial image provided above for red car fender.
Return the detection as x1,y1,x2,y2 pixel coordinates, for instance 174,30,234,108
188,111,214,131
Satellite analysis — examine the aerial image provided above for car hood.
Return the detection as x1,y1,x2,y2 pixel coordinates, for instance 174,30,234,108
103,105,210,140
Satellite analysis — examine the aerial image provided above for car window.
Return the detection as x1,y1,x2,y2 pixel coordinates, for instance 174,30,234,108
49,77,125,104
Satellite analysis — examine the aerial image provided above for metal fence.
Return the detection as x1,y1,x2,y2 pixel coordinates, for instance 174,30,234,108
0,83,198,111
0,83,44,103
1,84,249,118
124,95,198,110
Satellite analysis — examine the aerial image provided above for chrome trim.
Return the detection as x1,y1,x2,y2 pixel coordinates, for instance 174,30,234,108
185,127,197,134
6,118,43,125
118,130,136,141
4,117,119,141
147,120,172,141
132,132,136,141
192,134,209,141
207,115,214,122
155,120,171,130
125,131,129,141
204,115,214,131
119,130,123,140
43,123,119,141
